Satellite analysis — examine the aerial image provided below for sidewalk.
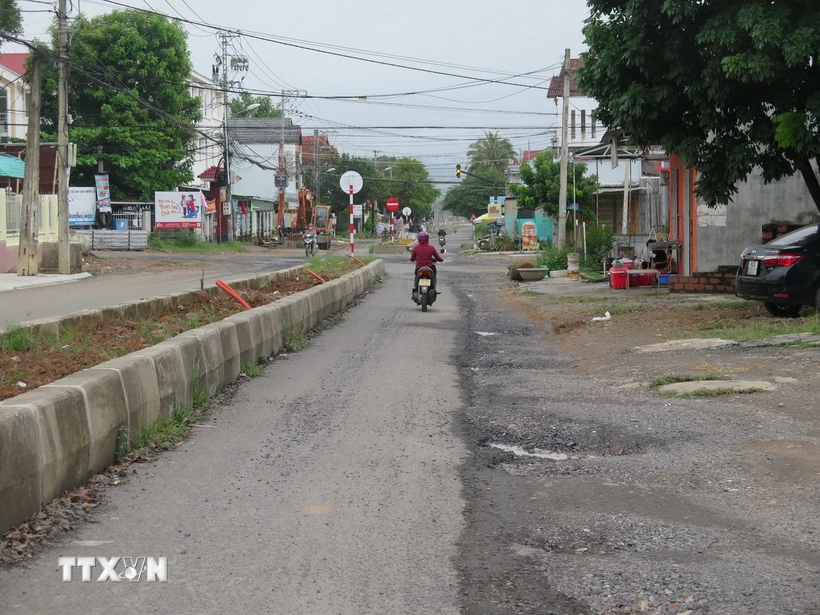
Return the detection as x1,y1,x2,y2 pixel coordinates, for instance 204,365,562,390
0,272,92,293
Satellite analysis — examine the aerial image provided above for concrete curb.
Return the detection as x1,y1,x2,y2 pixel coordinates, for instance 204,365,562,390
0,260,385,533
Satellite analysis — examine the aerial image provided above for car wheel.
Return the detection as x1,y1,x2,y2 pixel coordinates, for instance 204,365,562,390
763,301,802,318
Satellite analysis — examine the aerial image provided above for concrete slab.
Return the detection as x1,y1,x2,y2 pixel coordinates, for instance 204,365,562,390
0,405,43,533
636,338,739,353
660,380,778,396
0,272,91,293
42,370,129,474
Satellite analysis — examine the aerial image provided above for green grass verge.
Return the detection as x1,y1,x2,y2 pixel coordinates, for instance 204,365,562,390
135,405,199,452
149,234,246,253
671,387,767,398
307,255,373,276
697,313,820,341
243,362,263,377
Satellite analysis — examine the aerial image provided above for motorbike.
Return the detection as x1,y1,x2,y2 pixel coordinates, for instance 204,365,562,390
304,234,318,257
438,234,446,247
412,266,438,312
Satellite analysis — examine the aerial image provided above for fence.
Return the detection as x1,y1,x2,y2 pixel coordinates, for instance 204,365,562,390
4,193,21,234
0,191,59,272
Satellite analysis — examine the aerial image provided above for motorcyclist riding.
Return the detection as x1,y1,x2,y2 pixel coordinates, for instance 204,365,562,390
409,231,443,296
303,223,317,239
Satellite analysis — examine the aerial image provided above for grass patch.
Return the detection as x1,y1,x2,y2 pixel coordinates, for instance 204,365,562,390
686,300,751,310
135,404,198,451
673,387,767,398
520,290,538,297
373,273,384,284
0,326,37,352
461,242,475,250
284,331,308,352
307,255,371,277
696,313,820,341
243,362,263,377
649,373,725,389
149,233,246,254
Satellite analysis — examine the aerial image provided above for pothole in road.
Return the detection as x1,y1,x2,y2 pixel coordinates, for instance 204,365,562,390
490,443,571,461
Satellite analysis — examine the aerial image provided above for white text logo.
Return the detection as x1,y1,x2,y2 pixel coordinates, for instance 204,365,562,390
57,557,168,582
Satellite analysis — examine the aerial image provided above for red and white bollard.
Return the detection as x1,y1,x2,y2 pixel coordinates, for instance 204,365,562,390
349,184,355,256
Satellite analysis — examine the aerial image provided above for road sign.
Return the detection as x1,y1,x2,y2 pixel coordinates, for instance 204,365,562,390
353,204,363,217
402,206,412,217
340,171,363,194
386,198,399,213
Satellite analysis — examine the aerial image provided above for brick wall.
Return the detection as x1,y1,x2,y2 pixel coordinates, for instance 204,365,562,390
762,223,803,243
669,265,739,294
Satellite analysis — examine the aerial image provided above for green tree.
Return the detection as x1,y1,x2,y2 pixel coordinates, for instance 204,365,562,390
229,91,281,118
37,10,201,200
442,181,494,219
0,0,21,47
310,154,384,212
579,0,820,212
467,131,515,180
383,157,440,220
509,152,597,216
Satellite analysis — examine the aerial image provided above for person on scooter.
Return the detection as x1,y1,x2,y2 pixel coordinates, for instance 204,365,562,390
303,223,317,240
409,231,443,296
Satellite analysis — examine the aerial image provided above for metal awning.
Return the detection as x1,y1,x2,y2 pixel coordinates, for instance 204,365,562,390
233,194,277,211
573,142,642,161
0,154,25,179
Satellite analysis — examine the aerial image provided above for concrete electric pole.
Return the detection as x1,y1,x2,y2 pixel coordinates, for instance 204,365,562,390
313,129,320,201
57,0,70,273
557,48,570,250
18,54,41,276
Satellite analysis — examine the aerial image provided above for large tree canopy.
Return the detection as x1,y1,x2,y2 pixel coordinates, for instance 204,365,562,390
229,91,281,118
38,10,201,200
579,0,820,212
385,157,440,221
509,152,598,217
0,0,22,46
444,132,515,218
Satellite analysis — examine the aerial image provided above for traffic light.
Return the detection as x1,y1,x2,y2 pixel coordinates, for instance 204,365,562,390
456,164,461,178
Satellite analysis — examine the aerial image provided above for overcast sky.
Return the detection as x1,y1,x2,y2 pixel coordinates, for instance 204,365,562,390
15,0,591,181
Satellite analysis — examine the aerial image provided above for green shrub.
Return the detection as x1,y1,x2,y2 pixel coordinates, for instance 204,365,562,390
584,225,615,267
536,245,574,270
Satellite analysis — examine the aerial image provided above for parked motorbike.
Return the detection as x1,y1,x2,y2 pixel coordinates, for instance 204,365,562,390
304,234,318,257
476,229,508,250
412,266,438,312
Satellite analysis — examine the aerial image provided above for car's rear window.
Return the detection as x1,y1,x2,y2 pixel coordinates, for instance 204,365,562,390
768,224,820,247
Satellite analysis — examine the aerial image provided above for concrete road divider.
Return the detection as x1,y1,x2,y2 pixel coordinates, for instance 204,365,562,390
0,260,385,533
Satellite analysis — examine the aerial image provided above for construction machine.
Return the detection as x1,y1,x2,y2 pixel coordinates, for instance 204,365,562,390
311,204,334,250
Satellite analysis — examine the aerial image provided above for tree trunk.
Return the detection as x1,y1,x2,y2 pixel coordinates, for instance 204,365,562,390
796,157,820,214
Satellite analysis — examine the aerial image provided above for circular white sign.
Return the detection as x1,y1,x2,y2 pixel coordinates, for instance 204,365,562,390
339,171,363,194
402,207,412,217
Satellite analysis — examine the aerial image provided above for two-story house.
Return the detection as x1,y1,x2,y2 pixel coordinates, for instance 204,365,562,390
189,70,225,189
0,53,30,142
547,59,666,248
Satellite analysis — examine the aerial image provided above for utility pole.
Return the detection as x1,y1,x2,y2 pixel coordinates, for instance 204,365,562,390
557,48,570,250
18,54,41,276
313,129,320,201
57,0,70,273
278,89,286,223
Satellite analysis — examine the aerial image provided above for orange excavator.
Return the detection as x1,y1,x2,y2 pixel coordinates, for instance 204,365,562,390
311,204,334,250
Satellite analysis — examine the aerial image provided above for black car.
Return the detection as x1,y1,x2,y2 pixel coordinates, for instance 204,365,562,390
736,223,820,317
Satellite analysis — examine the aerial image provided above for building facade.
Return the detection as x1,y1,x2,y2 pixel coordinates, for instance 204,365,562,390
0,53,31,143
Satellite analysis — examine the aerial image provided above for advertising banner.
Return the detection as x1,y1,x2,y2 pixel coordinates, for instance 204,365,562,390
522,221,538,251
68,187,97,227
205,199,217,215
95,174,111,212
154,191,205,229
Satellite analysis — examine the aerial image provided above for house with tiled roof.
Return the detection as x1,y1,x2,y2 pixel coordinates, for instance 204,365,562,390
0,53,31,142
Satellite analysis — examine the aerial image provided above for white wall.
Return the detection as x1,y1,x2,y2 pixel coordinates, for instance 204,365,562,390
190,71,225,188
551,95,606,151
0,66,29,142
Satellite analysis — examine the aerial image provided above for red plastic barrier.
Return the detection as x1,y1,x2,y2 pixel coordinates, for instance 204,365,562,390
346,253,366,266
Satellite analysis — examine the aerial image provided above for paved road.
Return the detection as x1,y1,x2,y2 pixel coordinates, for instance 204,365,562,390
0,237,469,614
0,255,304,326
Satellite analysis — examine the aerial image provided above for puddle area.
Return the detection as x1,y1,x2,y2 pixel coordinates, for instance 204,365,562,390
491,443,568,461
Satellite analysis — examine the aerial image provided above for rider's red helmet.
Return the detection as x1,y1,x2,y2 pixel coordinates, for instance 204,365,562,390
418,231,429,244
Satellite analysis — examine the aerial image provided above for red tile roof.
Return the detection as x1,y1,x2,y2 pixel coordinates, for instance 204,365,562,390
0,53,29,77
301,134,331,165
522,150,542,163
198,165,223,180
547,58,585,99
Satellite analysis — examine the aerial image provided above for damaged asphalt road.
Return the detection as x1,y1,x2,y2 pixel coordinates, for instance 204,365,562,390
449,261,819,615
0,228,817,614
